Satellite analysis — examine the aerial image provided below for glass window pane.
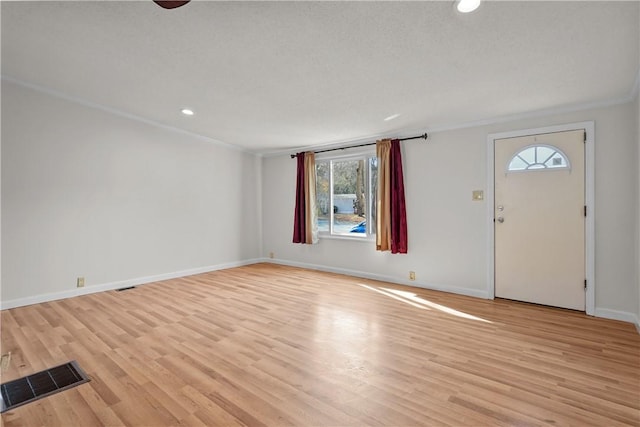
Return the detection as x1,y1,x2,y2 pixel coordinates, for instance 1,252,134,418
314,153,376,239
536,146,555,164
508,145,569,172
546,155,567,168
369,157,378,235
316,161,330,232
332,159,365,234
518,147,536,164
508,157,528,171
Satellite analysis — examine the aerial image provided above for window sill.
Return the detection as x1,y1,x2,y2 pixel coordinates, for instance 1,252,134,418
318,234,375,243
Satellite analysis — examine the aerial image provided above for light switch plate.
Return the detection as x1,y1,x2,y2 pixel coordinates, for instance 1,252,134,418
472,190,484,201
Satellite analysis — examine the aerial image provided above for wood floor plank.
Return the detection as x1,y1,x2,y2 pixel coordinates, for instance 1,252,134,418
2,263,639,426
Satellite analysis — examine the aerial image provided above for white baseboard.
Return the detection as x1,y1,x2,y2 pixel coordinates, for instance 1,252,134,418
594,308,640,330
6,257,637,334
0,258,262,310
261,258,489,299
265,258,640,331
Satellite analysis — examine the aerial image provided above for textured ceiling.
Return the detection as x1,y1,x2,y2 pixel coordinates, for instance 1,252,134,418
2,1,639,154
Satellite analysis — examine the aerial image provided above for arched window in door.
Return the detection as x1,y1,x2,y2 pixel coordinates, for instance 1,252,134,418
507,144,570,172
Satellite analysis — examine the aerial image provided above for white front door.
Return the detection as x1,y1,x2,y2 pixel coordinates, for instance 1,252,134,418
494,129,585,311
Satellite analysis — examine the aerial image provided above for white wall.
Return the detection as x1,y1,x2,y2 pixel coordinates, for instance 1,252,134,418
636,93,640,327
1,81,261,306
262,101,638,317
635,4,640,333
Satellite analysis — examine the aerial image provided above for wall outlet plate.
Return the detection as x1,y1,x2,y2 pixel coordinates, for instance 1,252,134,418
77,277,85,288
472,190,484,201
409,271,416,281
1,352,11,372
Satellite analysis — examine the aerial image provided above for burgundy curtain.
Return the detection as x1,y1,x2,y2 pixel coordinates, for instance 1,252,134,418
390,139,408,254
292,153,306,243
376,139,408,254
292,152,318,244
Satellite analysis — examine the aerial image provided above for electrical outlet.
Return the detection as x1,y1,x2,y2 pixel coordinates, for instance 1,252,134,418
409,271,416,281
1,352,11,372
269,252,274,259
77,277,85,288
472,190,484,201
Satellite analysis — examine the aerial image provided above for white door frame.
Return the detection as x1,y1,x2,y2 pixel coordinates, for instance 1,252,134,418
486,121,595,315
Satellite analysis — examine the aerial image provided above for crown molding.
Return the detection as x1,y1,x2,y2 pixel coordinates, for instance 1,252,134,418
1,75,251,155
262,65,640,158
260,90,637,158
5,67,639,160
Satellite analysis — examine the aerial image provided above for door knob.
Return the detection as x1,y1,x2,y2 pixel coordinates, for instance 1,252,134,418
497,217,504,223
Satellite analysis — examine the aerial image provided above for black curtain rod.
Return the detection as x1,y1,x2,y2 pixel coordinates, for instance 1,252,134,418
289,133,428,159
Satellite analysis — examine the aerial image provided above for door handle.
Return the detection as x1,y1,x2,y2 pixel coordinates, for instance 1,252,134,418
497,217,504,223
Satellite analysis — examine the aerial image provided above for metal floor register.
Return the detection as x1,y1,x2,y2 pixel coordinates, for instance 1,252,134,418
0,360,90,413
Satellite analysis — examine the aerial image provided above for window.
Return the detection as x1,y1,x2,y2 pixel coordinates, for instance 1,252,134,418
316,153,377,238
507,145,570,172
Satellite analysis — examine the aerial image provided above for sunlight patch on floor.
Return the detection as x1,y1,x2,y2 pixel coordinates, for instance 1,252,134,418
359,284,429,310
359,284,491,323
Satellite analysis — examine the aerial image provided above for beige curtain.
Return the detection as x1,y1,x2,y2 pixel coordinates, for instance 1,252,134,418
376,139,391,251
304,152,318,244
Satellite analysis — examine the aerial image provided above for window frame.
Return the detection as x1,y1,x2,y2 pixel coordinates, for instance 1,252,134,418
506,144,571,173
315,148,377,241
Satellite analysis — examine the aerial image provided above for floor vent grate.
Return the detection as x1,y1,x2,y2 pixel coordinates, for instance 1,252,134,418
0,360,89,413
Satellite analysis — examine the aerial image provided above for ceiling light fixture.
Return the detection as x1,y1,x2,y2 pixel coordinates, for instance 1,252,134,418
181,108,194,116
384,113,400,121
456,0,481,13
153,1,191,10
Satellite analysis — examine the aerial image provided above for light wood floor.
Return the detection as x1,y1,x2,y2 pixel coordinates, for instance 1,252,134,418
1,263,639,426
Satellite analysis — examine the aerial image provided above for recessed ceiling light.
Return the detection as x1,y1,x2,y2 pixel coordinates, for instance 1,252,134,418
456,0,481,13
181,108,194,116
384,114,400,121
